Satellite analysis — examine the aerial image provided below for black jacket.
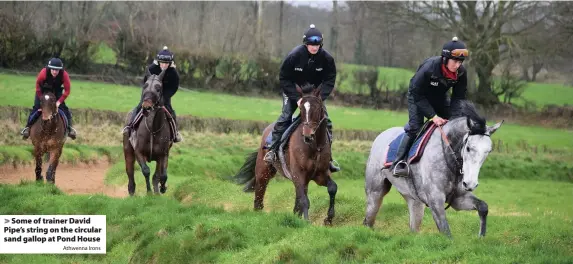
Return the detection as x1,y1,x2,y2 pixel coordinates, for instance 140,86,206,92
408,56,467,119
279,45,336,101
143,63,180,105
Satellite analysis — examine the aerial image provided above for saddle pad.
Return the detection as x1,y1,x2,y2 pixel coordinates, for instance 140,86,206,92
383,122,438,168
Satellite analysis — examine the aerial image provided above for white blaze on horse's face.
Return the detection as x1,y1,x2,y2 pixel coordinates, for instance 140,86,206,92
461,134,493,191
44,95,50,100
304,102,310,123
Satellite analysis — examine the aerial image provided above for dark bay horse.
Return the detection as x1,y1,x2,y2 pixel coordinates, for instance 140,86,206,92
29,92,67,184
364,100,504,237
233,84,338,225
123,68,173,196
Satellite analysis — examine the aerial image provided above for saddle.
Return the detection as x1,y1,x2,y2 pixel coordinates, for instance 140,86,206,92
264,115,302,151
29,109,68,137
130,106,177,142
383,120,440,168
264,114,333,153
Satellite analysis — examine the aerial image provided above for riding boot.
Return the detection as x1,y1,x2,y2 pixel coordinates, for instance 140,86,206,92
169,109,182,143
122,106,140,136
263,132,281,163
66,113,77,140
326,123,340,172
21,110,40,140
390,134,415,177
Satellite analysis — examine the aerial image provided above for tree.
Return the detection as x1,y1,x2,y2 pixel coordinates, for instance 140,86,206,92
404,1,547,105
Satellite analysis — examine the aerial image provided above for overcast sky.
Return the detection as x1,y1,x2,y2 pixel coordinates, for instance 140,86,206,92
285,0,347,11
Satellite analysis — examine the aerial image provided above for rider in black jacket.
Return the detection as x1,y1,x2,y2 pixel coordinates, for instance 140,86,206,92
391,37,469,177
123,46,182,143
264,24,340,173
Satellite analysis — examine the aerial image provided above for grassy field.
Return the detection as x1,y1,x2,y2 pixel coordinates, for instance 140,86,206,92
2,73,572,152
0,130,572,263
1,41,572,264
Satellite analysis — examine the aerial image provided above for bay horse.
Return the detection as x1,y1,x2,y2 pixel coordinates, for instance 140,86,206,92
29,92,67,184
233,83,338,225
363,100,504,237
123,68,173,196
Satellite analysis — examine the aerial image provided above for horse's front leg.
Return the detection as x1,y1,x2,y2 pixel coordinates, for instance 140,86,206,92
134,153,151,193
33,148,43,182
152,160,161,194
450,192,488,237
293,177,310,221
428,195,452,237
46,149,62,184
159,155,168,194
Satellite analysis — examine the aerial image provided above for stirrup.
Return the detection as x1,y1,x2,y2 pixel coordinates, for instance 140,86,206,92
392,160,410,177
330,160,341,172
264,151,276,163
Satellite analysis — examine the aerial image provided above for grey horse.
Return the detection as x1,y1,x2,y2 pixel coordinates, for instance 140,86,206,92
363,100,503,237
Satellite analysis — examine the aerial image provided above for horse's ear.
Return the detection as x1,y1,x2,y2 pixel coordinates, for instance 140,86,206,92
485,120,504,136
145,67,152,78
296,84,303,94
313,84,321,97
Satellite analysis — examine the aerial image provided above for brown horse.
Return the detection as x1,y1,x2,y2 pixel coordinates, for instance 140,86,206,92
233,83,338,225
123,68,173,196
29,92,67,184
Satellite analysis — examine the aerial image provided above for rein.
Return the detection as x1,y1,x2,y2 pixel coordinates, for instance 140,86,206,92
301,95,328,152
142,91,165,162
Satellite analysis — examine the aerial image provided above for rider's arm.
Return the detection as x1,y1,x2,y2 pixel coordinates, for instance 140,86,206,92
320,55,336,101
35,68,46,98
164,70,180,98
57,71,71,105
409,67,436,119
450,69,467,117
279,55,298,101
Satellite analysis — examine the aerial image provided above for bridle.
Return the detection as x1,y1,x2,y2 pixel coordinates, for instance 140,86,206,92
437,122,490,210
301,95,327,137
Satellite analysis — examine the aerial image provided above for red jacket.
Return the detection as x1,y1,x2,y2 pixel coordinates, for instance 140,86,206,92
36,68,71,105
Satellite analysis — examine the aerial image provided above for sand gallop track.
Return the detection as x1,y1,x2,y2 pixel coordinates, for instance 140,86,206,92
0,161,127,198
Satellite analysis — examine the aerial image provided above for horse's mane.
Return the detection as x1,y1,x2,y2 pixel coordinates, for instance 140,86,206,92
451,100,487,135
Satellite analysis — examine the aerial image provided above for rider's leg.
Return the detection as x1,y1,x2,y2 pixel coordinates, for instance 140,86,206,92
164,103,182,143
324,104,340,172
21,95,41,139
391,99,422,177
264,93,297,163
59,102,76,140
123,101,142,135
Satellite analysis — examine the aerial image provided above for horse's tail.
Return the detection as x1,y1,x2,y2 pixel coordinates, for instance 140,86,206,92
231,151,258,192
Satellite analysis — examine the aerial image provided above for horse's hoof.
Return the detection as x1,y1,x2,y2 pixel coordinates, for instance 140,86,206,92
323,218,333,226
160,186,167,194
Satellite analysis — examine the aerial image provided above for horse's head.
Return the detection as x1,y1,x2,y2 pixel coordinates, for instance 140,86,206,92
454,101,504,191
296,83,325,144
141,68,166,112
40,92,58,121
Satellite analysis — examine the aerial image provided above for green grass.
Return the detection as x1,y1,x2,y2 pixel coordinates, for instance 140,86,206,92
0,132,572,262
505,82,573,107
0,145,121,166
1,73,572,152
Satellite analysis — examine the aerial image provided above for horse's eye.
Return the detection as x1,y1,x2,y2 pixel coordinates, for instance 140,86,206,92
466,146,470,152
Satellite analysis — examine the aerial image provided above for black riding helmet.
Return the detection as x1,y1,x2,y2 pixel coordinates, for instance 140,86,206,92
156,46,174,66
47,58,63,70
302,24,323,47
441,37,469,64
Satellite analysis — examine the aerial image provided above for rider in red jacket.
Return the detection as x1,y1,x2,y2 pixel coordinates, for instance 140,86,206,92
20,58,77,140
